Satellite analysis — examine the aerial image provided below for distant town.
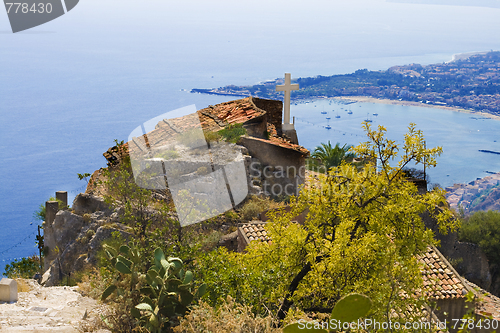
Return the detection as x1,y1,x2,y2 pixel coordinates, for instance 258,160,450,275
446,174,500,213
192,51,500,115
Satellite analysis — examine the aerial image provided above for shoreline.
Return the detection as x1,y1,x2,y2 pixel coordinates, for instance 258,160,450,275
333,96,500,121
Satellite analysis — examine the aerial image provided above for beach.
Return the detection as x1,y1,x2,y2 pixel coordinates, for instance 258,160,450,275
334,96,500,121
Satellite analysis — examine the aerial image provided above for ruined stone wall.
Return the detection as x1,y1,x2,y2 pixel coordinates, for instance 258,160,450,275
250,97,283,133
449,242,493,290
422,211,494,294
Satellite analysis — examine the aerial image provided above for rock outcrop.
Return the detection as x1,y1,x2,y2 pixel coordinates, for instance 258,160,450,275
42,193,133,287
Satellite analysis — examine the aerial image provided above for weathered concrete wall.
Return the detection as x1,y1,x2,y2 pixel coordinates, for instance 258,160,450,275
238,136,306,197
449,242,492,290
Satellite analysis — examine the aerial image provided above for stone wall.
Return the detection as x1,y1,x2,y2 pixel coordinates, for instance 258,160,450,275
250,97,283,133
238,136,306,197
422,211,494,294
449,242,493,290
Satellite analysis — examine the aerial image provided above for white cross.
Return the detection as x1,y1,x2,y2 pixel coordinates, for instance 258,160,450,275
276,73,299,130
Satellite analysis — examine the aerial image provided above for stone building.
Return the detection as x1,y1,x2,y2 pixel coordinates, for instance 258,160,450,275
101,97,310,210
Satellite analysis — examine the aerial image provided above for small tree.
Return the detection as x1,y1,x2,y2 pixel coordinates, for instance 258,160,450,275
214,123,458,326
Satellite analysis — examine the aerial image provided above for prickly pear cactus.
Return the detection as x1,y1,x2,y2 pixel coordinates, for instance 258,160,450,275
101,245,207,333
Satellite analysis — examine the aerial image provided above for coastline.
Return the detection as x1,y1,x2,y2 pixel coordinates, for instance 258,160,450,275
333,96,500,121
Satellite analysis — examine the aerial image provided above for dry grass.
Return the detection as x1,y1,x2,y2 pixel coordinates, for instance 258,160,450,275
239,196,284,221
173,296,282,333
15,278,32,293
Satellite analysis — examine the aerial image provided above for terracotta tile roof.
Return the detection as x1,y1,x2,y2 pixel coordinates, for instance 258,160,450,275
239,222,271,244
197,97,266,132
118,97,309,163
417,246,472,300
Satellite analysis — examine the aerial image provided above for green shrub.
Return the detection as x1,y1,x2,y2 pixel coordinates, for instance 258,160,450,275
459,210,500,266
33,197,67,221
4,255,40,279
195,247,287,318
218,123,247,143
86,229,96,239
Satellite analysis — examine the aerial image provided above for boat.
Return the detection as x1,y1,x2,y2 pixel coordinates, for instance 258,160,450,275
348,110,353,114
335,114,341,118
373,113,378,116
325,125,332,129
364,113,372,122
321,111,327,114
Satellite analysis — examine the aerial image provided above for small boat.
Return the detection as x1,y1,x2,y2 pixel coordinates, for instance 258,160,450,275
373,113,378,116
326,116,331,120
364,113,372,122
335,114,341,118
325,125,332,129
321,111,327,114
348,110,353,114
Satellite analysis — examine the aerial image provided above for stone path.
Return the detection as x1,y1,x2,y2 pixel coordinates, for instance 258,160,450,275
0,279,110,332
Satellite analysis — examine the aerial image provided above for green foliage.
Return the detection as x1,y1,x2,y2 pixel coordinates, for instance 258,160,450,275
77,172,92,181
217,123,247,143
203,130,222,143
100,146,161,238
4,255,40,279
459,210,500,267
33,197,67,221
211,123,456,326
310,141,356,171
155,150,180,160
195,246,288,317
101,242,206,333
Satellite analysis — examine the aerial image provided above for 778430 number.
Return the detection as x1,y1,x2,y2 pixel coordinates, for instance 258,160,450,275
5,3,53,14
452,318,499,330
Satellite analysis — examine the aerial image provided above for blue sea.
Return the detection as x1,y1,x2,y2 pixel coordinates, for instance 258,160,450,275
1,0,500,275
